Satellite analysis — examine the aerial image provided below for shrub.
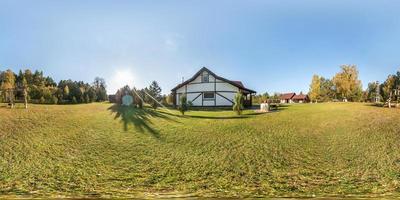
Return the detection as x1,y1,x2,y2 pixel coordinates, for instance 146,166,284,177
151,101,158,109
178,95,189,115
233,92,244,115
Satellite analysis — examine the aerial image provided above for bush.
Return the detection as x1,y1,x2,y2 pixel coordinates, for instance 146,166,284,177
178,95,189,115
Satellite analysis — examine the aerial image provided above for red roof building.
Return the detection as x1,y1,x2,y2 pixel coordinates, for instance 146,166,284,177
280,92,309,103
280,93,296,103
292,94,309,103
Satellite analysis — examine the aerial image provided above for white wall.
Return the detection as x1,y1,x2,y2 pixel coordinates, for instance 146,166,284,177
187,93,202,106
216,82,238,92
216,92,235,106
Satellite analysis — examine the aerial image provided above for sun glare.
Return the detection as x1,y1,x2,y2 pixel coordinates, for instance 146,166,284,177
109,69,135,94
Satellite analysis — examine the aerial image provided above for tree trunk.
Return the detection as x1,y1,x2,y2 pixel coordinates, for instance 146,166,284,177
8,89,14,109
24,89,28,109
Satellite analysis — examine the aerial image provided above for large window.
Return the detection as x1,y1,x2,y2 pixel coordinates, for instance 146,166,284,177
203,92,215,99
202,72,209,82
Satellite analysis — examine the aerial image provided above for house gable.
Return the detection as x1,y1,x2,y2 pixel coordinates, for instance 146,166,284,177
172,67,256,94
171,67,256,107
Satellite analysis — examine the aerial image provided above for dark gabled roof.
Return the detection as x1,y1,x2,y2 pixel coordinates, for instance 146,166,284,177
280,93,296,100
232,81,244,87
292,94,308,100
171,67,256,93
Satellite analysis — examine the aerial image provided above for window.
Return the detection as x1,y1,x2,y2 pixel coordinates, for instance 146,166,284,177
203,92,215,99
202,72,209,82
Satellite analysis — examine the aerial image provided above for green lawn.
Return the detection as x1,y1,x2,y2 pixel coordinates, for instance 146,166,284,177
1,102,400,198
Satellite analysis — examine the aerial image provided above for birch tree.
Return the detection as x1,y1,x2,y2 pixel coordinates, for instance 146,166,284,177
309,75,321,103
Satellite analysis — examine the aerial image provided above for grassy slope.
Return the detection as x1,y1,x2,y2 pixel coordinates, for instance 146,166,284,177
0,103,400,198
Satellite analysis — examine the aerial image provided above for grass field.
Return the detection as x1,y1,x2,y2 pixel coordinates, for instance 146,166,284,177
1,102,400,198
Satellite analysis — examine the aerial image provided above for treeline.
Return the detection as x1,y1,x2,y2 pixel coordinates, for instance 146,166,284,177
113,81,173,109
372,71,400,103
308,65,400,103
0,69,107,104
252,92,281,104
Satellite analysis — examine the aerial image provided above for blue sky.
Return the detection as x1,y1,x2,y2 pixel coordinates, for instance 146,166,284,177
1,0,399,94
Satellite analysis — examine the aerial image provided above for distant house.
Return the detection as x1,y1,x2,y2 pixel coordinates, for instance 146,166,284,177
171,67,256,107
292,93,309,103
280,93,296,104
280,92,309,103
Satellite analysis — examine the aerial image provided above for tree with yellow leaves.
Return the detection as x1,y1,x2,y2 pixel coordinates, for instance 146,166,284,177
332,65,362,102
309,75,321,103
1,70,16,108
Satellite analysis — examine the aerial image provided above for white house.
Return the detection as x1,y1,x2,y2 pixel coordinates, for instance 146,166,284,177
171,67,256,107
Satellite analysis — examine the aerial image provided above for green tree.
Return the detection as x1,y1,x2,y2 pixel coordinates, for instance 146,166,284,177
382,75,396,107
87,87,97,102
319,77,336,102
233,92,244,115
52,96,58,104
63,85,70,100
146,81,162,109
85,94,90,103
309,75,321,103
39,96,46,104
367,81,380,102
93,77,107,101
72,96,77,104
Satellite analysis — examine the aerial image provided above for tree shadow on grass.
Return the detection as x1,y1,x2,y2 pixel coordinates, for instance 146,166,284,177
108,104,179,139
158,109,275,120
365,103,385,107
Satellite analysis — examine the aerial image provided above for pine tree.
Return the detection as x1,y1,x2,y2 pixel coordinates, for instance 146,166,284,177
147,81,162,109
178,95,188,115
